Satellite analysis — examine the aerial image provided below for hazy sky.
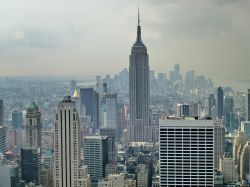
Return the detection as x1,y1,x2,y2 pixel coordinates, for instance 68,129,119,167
0,0,250,86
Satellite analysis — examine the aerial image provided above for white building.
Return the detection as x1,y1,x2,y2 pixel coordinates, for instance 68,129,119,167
176,104,190,117
159,117,214,186
53,96,84,187
219,154,237,183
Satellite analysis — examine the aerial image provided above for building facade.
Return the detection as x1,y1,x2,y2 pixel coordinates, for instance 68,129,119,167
80,88,99,132
0,99,3,126
159,118,214,186
24,102,41,148
0,126,7,153
53,96,83,187
83,136,108,186
217,87,224,120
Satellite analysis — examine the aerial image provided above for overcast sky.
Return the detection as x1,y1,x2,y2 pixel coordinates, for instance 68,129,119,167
0,0,250,87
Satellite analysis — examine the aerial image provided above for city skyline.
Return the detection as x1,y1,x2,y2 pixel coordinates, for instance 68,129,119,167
0,0,250,88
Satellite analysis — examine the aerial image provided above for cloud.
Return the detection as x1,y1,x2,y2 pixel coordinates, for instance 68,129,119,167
0,0,249,88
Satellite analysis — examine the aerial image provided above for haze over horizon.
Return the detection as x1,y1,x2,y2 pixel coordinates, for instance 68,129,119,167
0,0,250,89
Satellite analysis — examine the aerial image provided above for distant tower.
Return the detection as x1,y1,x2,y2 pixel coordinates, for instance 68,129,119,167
21,102,42,185
80,88,99,132
247,89,250,121
0,99,3,126
214,122,225,169
106,94,118,129
129,9,151,142
208,94,216,118
12,109,23,129
53,96,84,187
24,102,42,148
217,87,224,119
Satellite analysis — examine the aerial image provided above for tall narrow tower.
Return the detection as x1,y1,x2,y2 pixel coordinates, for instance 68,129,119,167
129,10,151,142
21,102,42,185
53,96,82,187
24,102,42,148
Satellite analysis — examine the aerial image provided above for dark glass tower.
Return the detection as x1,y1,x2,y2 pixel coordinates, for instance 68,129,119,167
217,87,224,120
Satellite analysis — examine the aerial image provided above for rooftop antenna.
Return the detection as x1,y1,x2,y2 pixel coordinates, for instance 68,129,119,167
138,6,140,26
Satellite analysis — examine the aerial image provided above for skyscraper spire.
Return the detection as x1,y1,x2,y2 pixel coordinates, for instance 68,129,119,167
138,7,140,26
136,8,143,45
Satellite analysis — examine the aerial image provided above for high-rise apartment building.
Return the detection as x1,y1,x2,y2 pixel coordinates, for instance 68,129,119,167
129,11,151,142
0,99,3,126
159,117,214,186
53,96,83,187
83,136,108,186
217,87,224,119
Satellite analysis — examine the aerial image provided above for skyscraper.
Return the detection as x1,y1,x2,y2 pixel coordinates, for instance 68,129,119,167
217,87,224,119
80,88,99,132
0,126,7,154
24,102,41,148
159,117,214,186
105,94,118,129
21,148,41,185
21,102,42,185
12,109,23,129
129,10,151,142
214,122,225,169
83,136,108,186
176,104,189,117
224,96,234,130
247,89,250,121
53,96,83,187
208,94,216,118
0,99,3,126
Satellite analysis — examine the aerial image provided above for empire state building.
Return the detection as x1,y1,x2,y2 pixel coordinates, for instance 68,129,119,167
129,11,151,142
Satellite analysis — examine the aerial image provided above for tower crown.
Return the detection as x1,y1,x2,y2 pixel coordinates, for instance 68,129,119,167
134,8,144,46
